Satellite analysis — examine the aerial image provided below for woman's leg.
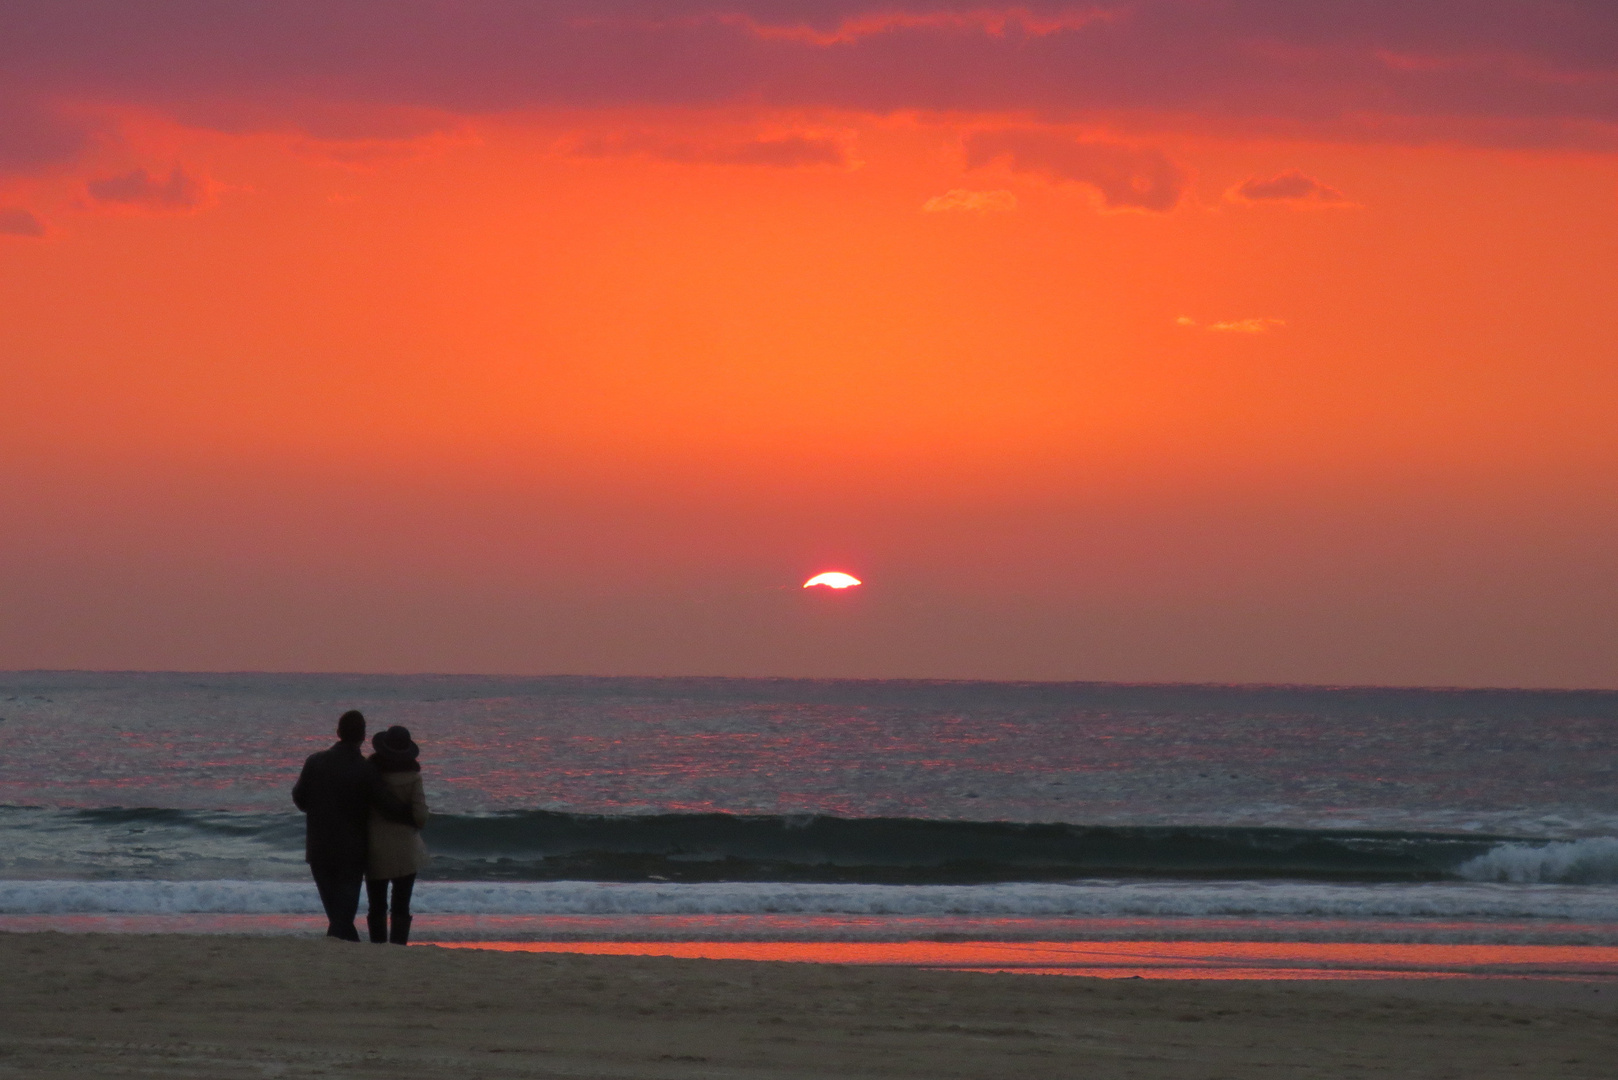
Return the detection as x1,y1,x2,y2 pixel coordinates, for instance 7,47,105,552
388,873,417,945
364,877,390,943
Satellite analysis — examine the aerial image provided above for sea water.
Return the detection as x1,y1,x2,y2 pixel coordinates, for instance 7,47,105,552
3,671,1615,974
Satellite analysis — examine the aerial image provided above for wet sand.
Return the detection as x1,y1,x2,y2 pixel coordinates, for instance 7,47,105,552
3,932,1615,1078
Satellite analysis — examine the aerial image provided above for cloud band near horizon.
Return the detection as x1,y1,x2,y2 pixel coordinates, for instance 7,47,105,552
3,1,1618,178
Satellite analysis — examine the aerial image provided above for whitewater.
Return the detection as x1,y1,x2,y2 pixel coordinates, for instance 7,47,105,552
2,670,1615,946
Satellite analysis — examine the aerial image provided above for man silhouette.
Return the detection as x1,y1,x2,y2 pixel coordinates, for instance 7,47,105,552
292,710,416,941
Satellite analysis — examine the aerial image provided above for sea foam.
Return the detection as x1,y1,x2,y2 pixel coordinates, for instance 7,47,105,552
3,878,1615,922
1457,836,1618,885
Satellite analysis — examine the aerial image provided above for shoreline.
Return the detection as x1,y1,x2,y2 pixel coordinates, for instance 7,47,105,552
4,932,1616,1078
441,938,1618,980
5,913,1618,979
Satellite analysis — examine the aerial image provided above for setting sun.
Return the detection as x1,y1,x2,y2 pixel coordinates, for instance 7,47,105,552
803,572,862,590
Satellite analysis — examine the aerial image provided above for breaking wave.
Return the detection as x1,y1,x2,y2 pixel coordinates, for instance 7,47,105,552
2,806,1614,885
1457,837,1618,885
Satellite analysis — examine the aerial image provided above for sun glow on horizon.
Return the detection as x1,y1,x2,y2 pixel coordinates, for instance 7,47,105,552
803,572,862,589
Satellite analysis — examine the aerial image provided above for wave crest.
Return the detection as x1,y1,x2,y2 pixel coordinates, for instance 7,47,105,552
1458,837,1618,884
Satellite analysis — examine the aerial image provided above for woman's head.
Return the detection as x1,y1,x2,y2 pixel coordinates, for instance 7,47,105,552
371,724,421,771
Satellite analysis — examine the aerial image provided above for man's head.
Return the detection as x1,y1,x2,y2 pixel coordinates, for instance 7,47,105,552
336,710,365,745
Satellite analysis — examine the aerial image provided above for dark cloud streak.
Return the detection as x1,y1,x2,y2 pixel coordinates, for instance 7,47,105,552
85,166,209,210
1234,169,1348,204
0,206,46,236
965,129,1189,211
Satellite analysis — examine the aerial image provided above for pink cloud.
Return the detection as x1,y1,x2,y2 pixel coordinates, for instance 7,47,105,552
922,188,1017,212
84,166,210,211
964,130,1188,212
1232,169,1350,205
1210,317,1285,333
0,207,46,237
1177,315,1285,333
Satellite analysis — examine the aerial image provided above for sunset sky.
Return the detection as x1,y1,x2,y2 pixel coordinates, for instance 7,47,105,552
3,1,1616,686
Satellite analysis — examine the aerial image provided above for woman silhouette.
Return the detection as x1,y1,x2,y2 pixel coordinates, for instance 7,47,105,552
365,725,430,944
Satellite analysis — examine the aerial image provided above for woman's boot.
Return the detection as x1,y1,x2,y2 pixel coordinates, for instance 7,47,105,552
367,909,388,944
389,914,411,945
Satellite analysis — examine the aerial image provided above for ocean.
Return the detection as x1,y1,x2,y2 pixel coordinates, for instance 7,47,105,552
4,671,1616,977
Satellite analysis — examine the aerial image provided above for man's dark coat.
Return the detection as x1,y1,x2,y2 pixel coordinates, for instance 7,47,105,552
291,741,414,869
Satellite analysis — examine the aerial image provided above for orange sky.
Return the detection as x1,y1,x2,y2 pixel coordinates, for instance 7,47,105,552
3,4,1617,685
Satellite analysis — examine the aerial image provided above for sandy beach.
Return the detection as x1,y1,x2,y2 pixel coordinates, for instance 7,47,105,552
3,933,1615,1079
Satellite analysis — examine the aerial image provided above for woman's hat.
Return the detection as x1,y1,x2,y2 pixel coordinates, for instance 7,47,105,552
372,724,419,761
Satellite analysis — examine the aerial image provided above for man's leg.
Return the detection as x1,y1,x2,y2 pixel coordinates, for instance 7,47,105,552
389,874,417,945
310,866,344,937
364,877,390,944
311,864,364,941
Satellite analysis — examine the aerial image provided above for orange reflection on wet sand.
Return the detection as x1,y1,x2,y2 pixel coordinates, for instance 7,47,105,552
437,940,1618,980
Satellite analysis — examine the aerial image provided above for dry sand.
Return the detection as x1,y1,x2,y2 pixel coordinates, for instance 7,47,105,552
3,932,1615,1079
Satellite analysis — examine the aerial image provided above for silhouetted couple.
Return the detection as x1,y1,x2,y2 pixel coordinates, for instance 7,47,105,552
292,710,430,943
